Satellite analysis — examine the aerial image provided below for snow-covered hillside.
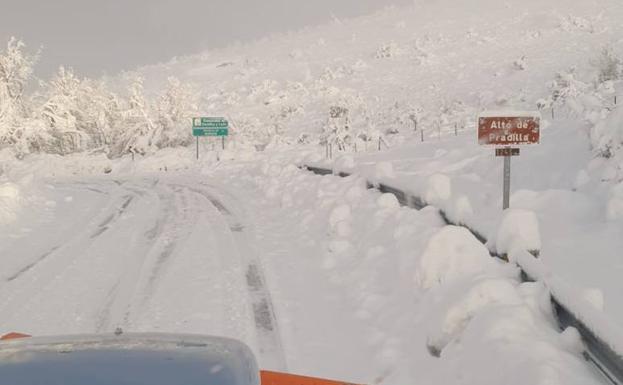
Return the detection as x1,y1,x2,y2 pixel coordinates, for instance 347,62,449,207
136,0,623,146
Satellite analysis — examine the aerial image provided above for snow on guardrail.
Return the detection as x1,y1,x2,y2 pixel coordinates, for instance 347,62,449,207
301,162,623,385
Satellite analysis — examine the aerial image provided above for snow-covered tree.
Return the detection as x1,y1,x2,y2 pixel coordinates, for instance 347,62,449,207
41,67,115,154
110,73,154,157
593,47,622,85
153,77,198,149
0,37,42,154
548,68,589,116
41,66,82,154
407,105,424,132
322,104,352,150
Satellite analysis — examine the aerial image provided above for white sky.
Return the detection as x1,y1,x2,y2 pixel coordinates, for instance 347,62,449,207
0,0,411,79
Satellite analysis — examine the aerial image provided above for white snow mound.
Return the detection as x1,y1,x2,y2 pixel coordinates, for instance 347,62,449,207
424,174,452,207
374,161,395,180
416,226,494,289
377,193,400,210
495,209,541,255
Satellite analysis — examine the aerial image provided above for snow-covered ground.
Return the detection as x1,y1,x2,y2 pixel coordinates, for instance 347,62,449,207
0,151,610,384
3,0,623,384
305,114,623,328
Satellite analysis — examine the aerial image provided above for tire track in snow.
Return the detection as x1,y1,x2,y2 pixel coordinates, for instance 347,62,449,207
90,195,135,239
94,180,172,332
1,181,125,284
0,180,146,332
4,190,136,284
97,183,201,332
184,184,287,371
5,246,60,282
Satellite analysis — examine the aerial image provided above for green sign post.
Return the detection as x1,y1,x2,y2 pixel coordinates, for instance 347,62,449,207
193,117,229,159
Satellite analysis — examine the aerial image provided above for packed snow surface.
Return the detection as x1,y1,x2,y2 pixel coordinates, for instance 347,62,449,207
0,151,609,385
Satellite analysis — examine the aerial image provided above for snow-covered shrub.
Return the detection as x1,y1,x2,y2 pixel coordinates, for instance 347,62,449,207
0,37,41,155
41,67,113,154
153,77,198,149
558,15,598,33
590,105,623,159
592,47,622,85
110,73,155,157
548,68,590,117
322,104,352,151
513,55,527,71
374,42,403,59
406,105,423,132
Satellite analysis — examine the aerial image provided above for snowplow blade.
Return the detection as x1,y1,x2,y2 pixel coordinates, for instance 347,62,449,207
0,332,31,340
260,370,362,385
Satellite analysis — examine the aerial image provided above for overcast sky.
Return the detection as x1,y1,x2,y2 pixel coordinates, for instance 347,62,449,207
0,0,411,79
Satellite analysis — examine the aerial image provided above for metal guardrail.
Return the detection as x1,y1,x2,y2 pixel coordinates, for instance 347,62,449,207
302,164,623,385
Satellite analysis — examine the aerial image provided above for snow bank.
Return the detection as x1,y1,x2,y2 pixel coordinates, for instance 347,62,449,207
423,174,452,207
418,242,600,385
515,250,623,369
424,275,521,354
493,209,541,256
607,181,623,220
376,193,400,210
582,288,605,311
374,161,395,180
416,226,495,289
0,182,22,224
334,155,356,173
591,105,623,160
329,204,352,227
445,194,474,225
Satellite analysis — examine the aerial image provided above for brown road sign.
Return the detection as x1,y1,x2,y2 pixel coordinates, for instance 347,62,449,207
478,114,540,145
495,148,520,157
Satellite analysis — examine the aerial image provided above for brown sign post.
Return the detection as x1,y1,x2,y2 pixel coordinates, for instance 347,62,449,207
478,112,540,210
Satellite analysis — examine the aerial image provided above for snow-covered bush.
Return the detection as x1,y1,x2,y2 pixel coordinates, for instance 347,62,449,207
0,37,41,155
110,73,155,157
374,42,403,59
592,47,622,85
153,77,198,149
590,105,623,160
41,67,113,154
548,68,590,117
513,55,527,71
322,104,352,151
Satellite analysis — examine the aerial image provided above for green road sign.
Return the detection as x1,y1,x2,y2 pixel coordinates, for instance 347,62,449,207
193,117,229,129
193,128,228,137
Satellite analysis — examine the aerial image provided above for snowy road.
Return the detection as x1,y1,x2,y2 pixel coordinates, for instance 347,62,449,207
0,165,609,385
0,176,285,370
